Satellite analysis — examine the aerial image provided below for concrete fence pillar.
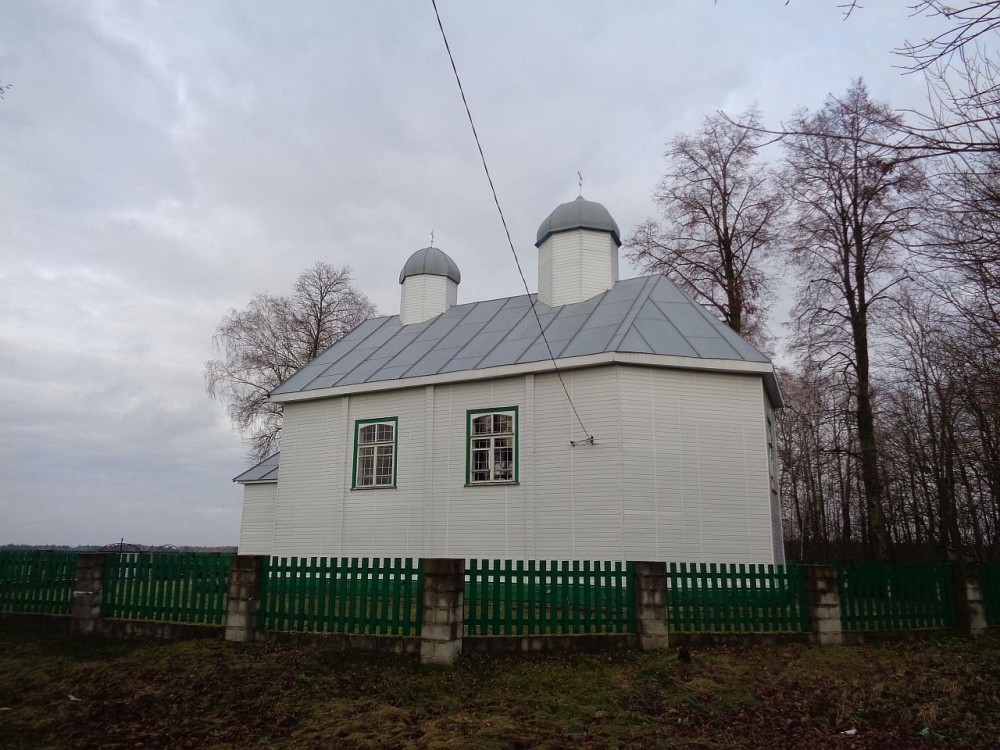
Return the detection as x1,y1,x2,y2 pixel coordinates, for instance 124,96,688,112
420,558,465,665
952,563,988,638
803,564,844,645
225,555,265,643
71,553,105,635
632,561,669,650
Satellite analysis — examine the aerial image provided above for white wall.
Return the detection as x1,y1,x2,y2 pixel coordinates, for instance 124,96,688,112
257,363,778,563
238,483,277,555
537,230,618,306
399,274,458,325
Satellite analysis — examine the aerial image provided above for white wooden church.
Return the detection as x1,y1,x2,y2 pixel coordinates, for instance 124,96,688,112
235,195,784,564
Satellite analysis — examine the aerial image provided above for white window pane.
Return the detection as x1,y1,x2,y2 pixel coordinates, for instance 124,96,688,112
493,441,513,480
494,414,512,434
359,424,376,443
375,445,393,484
472,447,490,482
357,453,374,486
473,415,492,435
376,424,394,443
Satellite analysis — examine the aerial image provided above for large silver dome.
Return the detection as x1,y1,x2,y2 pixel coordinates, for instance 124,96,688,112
535,195,621,247
398,246,461,284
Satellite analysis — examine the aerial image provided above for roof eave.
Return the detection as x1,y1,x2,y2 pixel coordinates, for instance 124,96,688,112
269,351,779,404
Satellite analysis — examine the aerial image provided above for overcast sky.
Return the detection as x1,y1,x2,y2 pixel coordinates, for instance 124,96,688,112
0,1,956,546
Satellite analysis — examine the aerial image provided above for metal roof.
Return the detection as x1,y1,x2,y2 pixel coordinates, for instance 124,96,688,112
536,195,622,247
233,452,279,483
271,275,779,403
398,246,461,284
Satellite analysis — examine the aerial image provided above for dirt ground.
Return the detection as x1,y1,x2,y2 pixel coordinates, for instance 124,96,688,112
0,627,997,749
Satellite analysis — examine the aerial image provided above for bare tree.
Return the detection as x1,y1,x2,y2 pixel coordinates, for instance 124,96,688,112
625,108,783,345
206,263,375,462
897,1,1000,72
841,1,1000,157
921,154,1000,346
780,80,925,557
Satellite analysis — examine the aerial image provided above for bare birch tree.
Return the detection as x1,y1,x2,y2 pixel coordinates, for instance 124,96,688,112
625,108,783,345
206,263,376,462
780,80,925,557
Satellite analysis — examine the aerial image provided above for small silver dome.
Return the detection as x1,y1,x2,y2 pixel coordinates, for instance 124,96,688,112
398,246,461,284
535,195,621,247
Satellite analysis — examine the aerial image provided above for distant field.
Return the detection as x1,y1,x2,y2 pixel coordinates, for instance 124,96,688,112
0,627,997,749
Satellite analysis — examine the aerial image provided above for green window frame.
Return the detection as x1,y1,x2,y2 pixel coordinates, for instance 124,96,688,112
352,417,398,489
466,407,519,485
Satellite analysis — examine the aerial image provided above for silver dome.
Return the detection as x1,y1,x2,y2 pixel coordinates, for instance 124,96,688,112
535,195,621,247
398,246,461,284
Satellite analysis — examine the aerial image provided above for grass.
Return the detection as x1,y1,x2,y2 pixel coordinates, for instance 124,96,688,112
0,626,998,749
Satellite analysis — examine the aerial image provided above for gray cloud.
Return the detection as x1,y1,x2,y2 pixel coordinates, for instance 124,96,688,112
0,0,953,544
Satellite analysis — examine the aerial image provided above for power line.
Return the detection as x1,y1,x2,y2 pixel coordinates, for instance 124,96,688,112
429,0,593,444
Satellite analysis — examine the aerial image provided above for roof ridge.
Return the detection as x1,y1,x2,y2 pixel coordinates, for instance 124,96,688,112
396,300,477,379
520,297,573,359
463,295,534,370
606,275,659,351
675,295,746,360
298,316,396,391
559,286,615,354
326,316,402,388
484,294,547,363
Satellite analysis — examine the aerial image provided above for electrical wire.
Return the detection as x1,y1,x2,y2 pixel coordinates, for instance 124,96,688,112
430,0,593,443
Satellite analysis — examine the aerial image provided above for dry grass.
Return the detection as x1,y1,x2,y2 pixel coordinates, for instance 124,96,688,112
0,626,998,749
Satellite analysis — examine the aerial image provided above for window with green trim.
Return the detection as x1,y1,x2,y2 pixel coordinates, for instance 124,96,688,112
353,417,397,488
466,408,518,484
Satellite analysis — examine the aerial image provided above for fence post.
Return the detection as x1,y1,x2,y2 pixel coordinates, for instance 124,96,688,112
803,564,844,646
225,555,265,643
420,558,465,665
71,553,105,635
951,563,988,638
632,561,669,650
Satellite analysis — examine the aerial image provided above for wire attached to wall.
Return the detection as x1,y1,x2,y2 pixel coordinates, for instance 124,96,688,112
430,0,594,446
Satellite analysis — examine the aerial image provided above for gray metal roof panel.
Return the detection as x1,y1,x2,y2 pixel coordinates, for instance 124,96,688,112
455,297,508,324
476,338,535,368
270,274,775,396
618,328,655,354
686,335,742,360
632,318,700,358
454,328,508,359
560,324,619,357
385,339,440,368
233,452,280,483
406,347,463,377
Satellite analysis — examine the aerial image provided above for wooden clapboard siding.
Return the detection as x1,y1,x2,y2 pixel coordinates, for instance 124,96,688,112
539,231,618,306
342,389,427,558
238,483,277,555
430,377,527,559
399,273,457,325
253,361,778,564
272,399,339,557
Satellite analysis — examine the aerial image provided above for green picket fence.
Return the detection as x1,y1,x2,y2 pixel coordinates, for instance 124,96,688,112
837,560,956,631
0,550,78,615
464,559,634,636
979,563,1000,627
667,562,809,633
257,557,423,636
101,553,231,624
